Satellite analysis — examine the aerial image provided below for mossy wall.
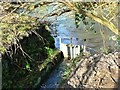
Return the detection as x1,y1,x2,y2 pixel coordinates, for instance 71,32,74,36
2,24,64,89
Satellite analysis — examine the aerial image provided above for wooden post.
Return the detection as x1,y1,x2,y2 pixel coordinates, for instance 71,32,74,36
70,34,72,59
70,34,72,46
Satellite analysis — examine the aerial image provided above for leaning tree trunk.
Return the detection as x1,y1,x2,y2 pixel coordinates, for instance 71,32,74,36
60,1,119,36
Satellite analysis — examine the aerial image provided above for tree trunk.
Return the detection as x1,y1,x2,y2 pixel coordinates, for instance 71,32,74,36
60,1,119,36
78,9,119,35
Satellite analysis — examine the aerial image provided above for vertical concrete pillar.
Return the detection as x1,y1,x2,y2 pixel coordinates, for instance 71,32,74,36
74,45,76,58
81,45,83,49
70,46,72,59
66,45,68,57
67,46,70,57
76,45,78,57
60,43,68,57
83,45,86,53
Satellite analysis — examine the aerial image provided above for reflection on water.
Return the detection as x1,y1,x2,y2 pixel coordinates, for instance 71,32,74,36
47,11,115,53
52,25,114,53
40,11,116,89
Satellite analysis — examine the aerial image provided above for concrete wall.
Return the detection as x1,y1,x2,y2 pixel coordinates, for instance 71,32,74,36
60,43,68,58
60,38,83,58
59,37,88,59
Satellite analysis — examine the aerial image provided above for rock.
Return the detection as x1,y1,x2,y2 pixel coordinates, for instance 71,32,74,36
62,52,120,88
89,56,94,60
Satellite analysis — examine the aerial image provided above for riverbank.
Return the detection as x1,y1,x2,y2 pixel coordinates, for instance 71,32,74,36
2,23,64,89
60,51,120,88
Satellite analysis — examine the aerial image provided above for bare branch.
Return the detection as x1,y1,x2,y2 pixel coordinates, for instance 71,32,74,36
41,8,71,20
31,30,46,45
59,1,119,35
15,37,33,61
109,14,117,22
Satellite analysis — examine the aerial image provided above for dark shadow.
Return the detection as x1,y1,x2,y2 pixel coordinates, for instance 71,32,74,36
59,81,74,89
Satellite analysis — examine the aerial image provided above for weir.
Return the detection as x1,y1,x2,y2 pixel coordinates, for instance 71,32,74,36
59,37,86,59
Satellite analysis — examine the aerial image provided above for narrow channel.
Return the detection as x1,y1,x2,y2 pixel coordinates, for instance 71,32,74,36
39,60,66,89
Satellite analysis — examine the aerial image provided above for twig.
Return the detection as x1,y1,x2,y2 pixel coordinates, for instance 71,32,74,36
110,74,117,84
41,6,71,20
31,30,47,45
0,4,20,20
15,37,33,62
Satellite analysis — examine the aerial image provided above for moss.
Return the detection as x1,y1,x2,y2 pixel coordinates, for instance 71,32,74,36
2,25,55,88
2,20,64,88
2,48,64,89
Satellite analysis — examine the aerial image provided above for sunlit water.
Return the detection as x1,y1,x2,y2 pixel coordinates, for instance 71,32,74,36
49,11,115,52
39,11,116,88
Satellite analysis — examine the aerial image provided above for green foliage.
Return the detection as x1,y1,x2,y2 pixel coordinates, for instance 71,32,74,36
117,36,120,41
62,70,70,79
75,13,82,28
75,2,97,11
117,37,120,46
74,2,97,28
48,36,54,41
0,46,5,54
48,49,53,56
100,47,107,54
75,12,95,32
45,47,53,56
25,63,31,71
75,12,89,28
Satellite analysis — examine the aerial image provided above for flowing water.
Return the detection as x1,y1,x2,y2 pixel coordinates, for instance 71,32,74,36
49,11,115,52
39,11,116,89
40,61,66,89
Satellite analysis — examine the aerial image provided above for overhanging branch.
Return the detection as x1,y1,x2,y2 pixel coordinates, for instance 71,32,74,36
59,1,119,35
41,9,71,20
79,9,119,35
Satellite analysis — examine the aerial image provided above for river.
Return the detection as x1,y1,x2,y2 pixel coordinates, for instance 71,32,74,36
39,11,116,89
40,61,66,89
